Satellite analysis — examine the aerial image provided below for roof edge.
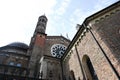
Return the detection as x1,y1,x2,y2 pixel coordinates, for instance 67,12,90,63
62,1,120,61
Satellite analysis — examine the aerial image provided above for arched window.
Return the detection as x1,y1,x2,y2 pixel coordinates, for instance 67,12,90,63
82,55,98,80
39,19,41,21
49,70,53,78
78,77,80,80
69,70,75,80
42,19,45,22
0,53,9,64
86,57,98,80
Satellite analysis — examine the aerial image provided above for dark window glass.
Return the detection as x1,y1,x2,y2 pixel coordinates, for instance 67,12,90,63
49,70,53,77
42,19,45,22
70,70,75,80
87,58,98,80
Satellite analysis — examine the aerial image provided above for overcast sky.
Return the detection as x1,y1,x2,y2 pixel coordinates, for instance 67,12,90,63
0,0,118,46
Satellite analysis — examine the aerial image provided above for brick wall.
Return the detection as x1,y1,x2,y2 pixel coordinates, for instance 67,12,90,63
63,4,120,80
64,30,118,80
92,10,120,77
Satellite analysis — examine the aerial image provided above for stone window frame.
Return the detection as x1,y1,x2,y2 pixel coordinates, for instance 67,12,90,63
82,55,98,80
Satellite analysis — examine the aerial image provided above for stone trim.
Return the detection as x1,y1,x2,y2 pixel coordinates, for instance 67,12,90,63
92,8,120,24
63,28,89,62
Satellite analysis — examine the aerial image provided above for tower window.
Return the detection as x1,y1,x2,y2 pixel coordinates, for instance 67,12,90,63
42,19,45,22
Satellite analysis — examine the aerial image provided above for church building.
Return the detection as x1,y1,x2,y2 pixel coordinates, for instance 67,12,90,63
0,1,120,80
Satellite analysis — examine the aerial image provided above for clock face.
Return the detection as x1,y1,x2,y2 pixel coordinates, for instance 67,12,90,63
51,44,67,58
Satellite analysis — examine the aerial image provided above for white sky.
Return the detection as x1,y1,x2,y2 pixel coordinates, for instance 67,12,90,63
0,0,118,46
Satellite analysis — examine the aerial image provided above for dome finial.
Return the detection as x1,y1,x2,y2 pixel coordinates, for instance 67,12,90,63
44,13,45,16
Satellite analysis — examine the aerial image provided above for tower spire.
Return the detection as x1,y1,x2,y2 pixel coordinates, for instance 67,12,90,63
43,13,45,16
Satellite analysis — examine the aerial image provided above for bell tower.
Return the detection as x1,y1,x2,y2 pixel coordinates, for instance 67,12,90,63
35,15,48,34
28,15,48,78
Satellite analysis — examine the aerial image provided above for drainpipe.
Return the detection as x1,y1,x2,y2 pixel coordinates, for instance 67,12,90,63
83,23,120,79
75,45,86,80
60,59,64,80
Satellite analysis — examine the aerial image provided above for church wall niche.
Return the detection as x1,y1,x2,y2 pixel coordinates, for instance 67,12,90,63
82,55,98,80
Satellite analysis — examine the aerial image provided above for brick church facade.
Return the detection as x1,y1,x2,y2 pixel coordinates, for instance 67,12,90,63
0,1,120,80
